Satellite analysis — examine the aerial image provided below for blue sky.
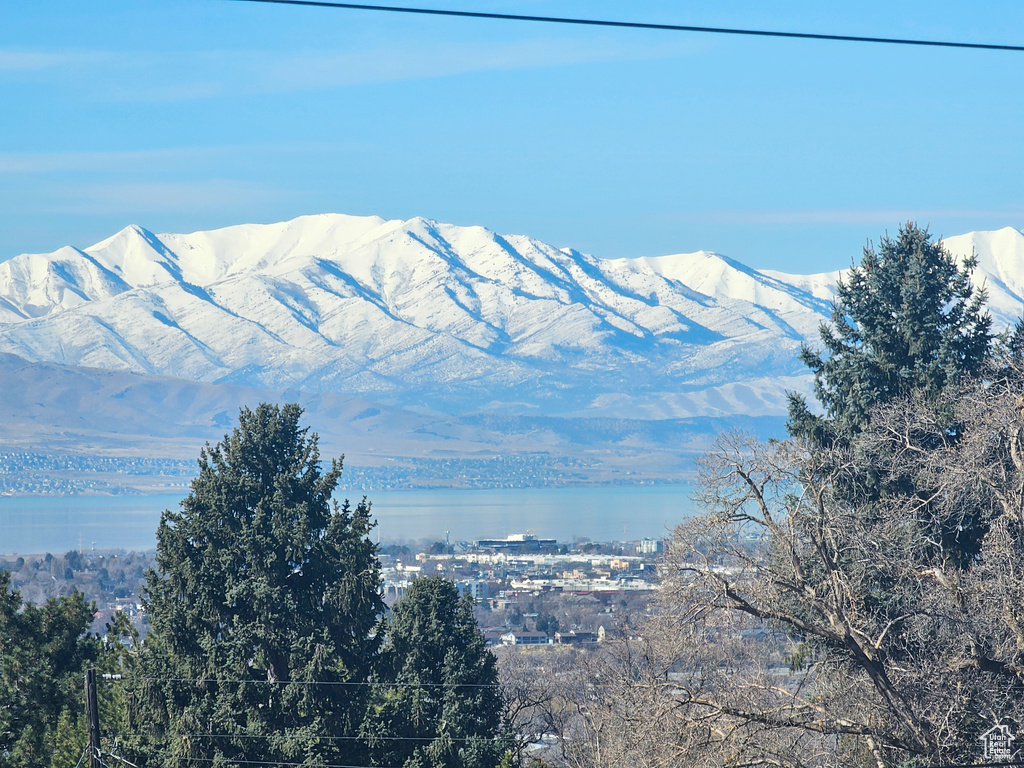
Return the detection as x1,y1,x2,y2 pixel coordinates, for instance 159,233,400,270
3,0,1023,273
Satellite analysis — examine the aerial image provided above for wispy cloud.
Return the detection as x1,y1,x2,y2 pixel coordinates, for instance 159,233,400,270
671,207,1024,226
0,142,366,174
48,180,287,215
0,49,111,71
1,35,706,103
0,148,208,174
256,36,703,92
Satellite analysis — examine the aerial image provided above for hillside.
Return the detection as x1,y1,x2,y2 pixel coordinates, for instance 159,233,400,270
0,214,844,419
1,216,1021,483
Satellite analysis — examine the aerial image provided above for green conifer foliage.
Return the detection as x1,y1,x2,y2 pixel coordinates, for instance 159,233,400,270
788,222,991,444
133,403,385,767
363,576,512,768
49,709,86,768
0,571,97,768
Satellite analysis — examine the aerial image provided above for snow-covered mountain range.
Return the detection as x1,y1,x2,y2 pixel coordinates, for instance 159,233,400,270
1,215,1022,420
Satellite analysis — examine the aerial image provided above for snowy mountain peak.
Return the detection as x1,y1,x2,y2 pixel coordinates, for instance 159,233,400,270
1,215,1022,420
0,245,130,322
924,228,1024,327
86,224,182,287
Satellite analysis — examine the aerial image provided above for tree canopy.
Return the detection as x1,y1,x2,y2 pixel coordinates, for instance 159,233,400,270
131,403,385,767
3,404,520,767
788,222,991,444
650,374,1024,767
600,225,1024,767
0,572,97,768
362,576,511,768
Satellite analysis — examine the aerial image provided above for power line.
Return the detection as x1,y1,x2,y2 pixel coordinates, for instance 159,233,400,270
108,748,395,768
132,675,503,687
125,732,506,742
222,0,1024,53
169,758,397,768
119,674,674,693
127,674,615,688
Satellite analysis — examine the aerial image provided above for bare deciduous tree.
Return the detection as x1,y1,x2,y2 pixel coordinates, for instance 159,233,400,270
646,374,1024,767
495,645,576,765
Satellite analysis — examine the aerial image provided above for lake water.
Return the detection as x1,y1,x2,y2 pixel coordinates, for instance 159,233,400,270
0,485,697,554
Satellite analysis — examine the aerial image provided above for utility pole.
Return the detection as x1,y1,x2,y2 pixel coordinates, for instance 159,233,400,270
84,669,100,768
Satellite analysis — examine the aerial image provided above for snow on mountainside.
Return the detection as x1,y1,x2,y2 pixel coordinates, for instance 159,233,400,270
760,227,1024,334
1,215,1021,420
941,227,1024,330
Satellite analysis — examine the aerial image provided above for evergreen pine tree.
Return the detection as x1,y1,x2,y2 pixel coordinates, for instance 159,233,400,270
49,709,86,768
788,222,991,444
131,403,385,767
93,611,139,762
0,571,97,768
363,576,512,768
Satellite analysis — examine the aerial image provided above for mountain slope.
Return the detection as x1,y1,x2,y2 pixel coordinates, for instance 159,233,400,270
0,352,786,489
942,227,1024,328
1,215,1020,419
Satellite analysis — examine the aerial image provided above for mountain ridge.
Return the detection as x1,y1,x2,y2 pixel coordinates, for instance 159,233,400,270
2,214,1021,421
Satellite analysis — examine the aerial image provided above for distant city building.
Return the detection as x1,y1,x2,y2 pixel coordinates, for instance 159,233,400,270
456,579,490,601
476,533,558,554
383,580,411,603
500,629,551,646
638,538,664,555
482,628,506,647
554,630,596,644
